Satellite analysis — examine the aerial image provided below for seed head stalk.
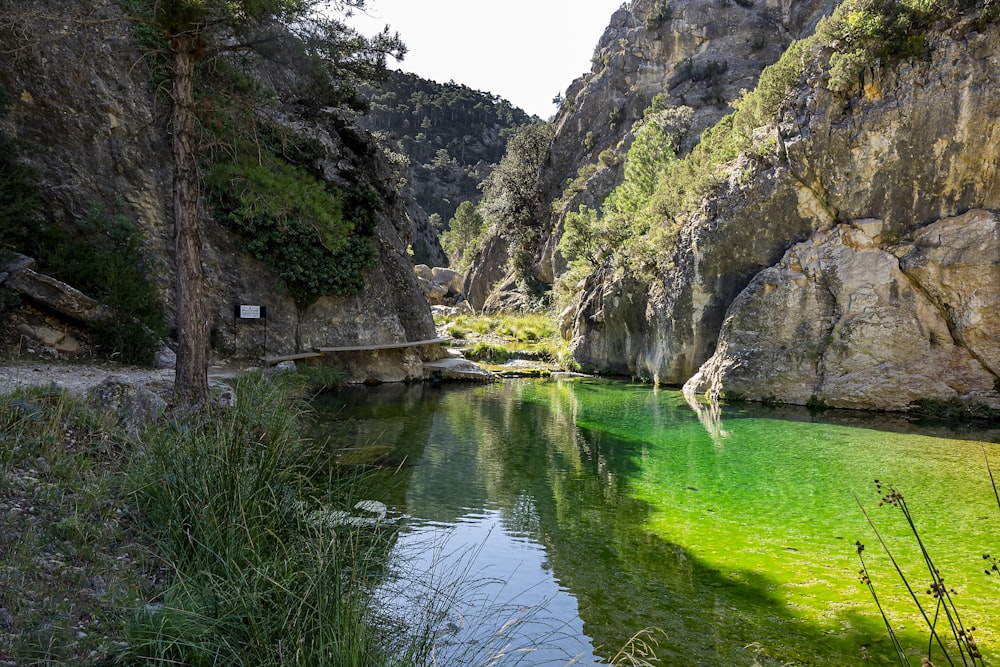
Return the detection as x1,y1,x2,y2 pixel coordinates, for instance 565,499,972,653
856,479,986,667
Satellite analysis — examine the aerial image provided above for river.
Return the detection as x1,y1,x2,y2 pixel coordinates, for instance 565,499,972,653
312,378,1000,666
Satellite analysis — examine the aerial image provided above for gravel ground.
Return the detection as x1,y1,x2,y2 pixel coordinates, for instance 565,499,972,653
0,361,242,396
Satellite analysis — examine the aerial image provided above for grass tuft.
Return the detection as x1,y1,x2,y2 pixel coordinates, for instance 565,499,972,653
125,372,415,665
0,374,440,666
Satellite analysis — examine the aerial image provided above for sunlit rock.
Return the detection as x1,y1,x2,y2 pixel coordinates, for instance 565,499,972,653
687,223,999,410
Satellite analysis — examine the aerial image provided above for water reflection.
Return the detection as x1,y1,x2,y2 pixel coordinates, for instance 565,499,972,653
314,380,999,666
683,391,730,448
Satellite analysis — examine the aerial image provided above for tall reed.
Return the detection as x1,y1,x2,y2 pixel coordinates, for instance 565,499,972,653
855,452,998,667
124,372,424,666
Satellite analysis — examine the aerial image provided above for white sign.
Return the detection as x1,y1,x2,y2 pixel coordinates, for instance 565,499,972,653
239,305,262,319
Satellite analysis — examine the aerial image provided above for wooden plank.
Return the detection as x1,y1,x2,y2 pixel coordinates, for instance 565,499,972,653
261,352,323,364
316,337,451,353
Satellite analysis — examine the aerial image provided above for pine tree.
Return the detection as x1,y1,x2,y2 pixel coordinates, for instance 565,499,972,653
126,0,403,408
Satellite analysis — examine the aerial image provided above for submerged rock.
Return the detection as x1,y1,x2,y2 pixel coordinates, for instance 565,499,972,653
423,357,496,382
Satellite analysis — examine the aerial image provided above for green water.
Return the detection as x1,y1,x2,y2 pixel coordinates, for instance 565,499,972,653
312,379,1000,666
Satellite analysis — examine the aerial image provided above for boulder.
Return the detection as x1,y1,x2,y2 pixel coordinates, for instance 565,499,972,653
430,266,463,295
414,264,434,281
5,265,114,325
416,276,449,305
423,357,496,382
0,253,36,275
154,346,177,370
87,375,167,434
686,223,998,410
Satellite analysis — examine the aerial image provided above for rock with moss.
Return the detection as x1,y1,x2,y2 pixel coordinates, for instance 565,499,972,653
0,0,435,376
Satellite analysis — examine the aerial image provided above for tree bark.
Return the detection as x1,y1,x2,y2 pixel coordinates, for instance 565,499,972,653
171,31,209,409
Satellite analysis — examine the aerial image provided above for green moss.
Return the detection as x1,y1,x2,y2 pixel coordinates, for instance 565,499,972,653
465,341,509,364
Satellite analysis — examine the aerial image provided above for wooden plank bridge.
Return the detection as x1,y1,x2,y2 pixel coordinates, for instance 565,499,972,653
261,337,451,365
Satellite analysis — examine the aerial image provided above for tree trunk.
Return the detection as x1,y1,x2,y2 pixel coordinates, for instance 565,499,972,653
171,32,209,409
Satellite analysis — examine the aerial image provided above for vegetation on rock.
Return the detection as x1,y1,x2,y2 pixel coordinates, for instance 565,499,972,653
436,311,578,371
33,205,167,364
1,86,165,363
359,70,535,227
818,0,946,92
207,157,380,306
115,0,405,407
439,200,485,272
479,122,556,285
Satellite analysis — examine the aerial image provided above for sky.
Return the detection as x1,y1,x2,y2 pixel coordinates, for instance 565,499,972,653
346,0,627,118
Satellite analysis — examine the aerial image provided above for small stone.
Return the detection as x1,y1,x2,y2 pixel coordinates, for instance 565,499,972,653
273,360,297,373
211,382,237,410
54,334,81,354
154,346,176,369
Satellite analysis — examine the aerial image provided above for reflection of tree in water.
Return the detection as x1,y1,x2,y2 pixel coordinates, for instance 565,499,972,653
310,383,452,509
434,381,899,666
316,381,987,665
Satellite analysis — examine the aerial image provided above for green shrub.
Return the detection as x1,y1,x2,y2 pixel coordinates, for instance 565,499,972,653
571,36,815,283
207,157,380,305
465,341,508,364
126,373,417,665
0,285,21,322
35,204,166,364
447,324,469,339
817,0,941,92
0,85,42,253
470,317,495,335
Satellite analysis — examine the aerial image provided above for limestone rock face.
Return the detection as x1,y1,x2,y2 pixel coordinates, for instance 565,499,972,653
463,234,510,312
465,0,835,309
564,268,649,376
686,221,998,410
568,17,1000,410
0,0,435,373
896,210,1000,378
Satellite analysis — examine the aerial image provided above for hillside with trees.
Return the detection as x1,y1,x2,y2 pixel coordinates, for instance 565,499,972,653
358,70,536,261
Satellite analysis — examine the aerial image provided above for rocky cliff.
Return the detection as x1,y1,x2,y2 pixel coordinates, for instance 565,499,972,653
0,0,438,380
568,12,1000,410
465,0,836,306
